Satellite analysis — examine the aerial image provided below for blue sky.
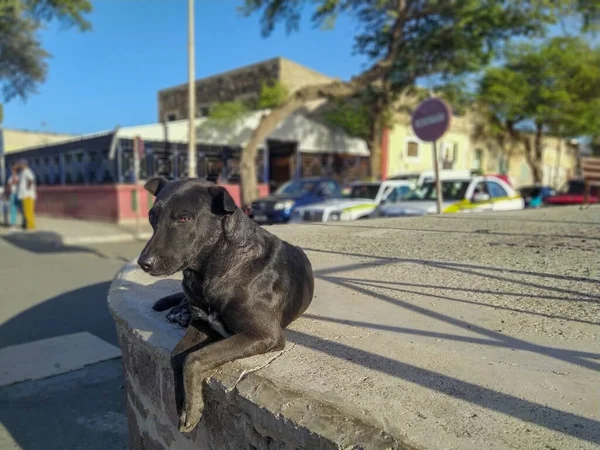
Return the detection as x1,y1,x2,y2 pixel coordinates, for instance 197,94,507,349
4,1,367,134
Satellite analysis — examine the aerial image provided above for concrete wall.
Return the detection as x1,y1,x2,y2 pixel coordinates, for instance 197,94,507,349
157,57,336,123
108,263,408,450
386,116,473,177
35,183,270,223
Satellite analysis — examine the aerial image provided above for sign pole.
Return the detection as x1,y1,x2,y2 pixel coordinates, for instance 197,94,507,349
432,140,443,214
133,136,142,238
411,97,452,216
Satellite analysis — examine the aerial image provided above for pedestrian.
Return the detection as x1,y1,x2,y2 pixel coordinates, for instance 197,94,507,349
15,159,36,230
2,165,20,229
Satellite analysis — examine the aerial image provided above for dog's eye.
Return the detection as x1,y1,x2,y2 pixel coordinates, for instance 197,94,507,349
148,212,156,224
177,216,191,223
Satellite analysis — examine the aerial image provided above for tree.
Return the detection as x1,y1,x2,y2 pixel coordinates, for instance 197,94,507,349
477,36,600,182
0,0,92,103
236,0,599,207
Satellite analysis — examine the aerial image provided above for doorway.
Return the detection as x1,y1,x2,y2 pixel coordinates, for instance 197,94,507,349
267,140,297,191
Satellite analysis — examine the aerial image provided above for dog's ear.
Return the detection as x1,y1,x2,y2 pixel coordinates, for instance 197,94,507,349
144,177,168,196
208,186,237,215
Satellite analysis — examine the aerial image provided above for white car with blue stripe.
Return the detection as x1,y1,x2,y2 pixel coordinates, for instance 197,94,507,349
291,180,413,223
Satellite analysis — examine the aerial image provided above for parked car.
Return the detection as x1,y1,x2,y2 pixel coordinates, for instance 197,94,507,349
544,179,599,206
518,185,556,208
249,177,342,224
388,169,473,189
291,180,413,223
376,175,524,217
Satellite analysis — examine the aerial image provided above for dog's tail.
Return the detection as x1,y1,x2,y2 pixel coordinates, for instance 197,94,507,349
152,292,186,311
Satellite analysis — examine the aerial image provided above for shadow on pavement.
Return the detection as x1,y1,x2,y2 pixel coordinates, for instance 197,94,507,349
0,280,126,449
1,231,107,258
0,281,118,349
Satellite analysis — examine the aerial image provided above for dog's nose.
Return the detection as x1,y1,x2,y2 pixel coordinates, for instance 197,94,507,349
137,254,156,272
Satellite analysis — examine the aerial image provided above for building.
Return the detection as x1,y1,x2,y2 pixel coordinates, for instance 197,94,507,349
157,57,336,122
0,128,77,185
1,128,76,154
382,110,579,189
4,111,369,222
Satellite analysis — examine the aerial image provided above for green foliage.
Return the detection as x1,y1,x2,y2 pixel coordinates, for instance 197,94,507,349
207,101,250,125
240,1,599,92
478,36,600,139
0,0,92,102
257,81,288,109
324,97,371,141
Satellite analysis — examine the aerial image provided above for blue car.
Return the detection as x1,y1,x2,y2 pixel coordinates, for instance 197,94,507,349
250,178,342,224
518,185,556,208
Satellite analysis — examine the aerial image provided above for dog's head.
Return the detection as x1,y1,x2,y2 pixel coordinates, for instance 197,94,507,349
137,177,237,276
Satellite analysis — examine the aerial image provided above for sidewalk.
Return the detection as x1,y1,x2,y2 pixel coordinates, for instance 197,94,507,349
0,216,152,246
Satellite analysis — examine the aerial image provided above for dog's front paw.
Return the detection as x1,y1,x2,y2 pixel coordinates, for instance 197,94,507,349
166,304,191,328
178,398,204,433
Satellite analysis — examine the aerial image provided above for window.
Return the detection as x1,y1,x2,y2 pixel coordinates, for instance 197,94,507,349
405,139,420,160
316,181,338,197
167,113,177,122
383,185,411,203
404,180,471,201
441,141,458,169
486,181,508,198
473,149,483,170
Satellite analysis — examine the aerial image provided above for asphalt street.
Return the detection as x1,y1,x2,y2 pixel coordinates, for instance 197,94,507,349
0,234,144,450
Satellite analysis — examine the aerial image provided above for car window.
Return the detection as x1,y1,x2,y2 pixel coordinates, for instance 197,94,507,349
343,184,381,200
486,181,508,198
405,180,470,201
316,181,337,196
383,186,410,203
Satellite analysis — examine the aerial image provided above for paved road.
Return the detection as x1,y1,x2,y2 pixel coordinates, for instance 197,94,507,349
0,233,144,450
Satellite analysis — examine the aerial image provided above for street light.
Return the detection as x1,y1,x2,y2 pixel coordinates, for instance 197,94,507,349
187,0,197,178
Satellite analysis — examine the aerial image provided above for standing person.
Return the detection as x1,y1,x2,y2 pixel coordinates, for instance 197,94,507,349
16,159,36,230
6,165,20,228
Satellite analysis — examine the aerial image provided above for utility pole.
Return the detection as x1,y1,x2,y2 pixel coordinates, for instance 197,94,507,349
187,0,197,178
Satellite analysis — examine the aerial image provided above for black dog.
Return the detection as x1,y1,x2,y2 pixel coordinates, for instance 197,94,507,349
137,177,314,433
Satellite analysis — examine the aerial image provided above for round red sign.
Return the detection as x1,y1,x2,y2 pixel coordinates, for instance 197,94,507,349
411,98,452,142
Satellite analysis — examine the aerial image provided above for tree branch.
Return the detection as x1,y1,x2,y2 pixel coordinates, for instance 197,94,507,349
239,0,408,205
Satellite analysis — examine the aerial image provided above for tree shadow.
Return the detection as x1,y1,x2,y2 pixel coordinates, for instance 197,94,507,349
429,214,600,226
285,328,600,445
306,222,600,241
1,231,107,258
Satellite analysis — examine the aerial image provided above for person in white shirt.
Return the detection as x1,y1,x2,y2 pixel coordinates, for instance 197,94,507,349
15,159,36,230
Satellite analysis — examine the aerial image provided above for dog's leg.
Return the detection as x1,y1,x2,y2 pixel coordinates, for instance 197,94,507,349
179,326,285,432
153,292,185,311
170,321,224,416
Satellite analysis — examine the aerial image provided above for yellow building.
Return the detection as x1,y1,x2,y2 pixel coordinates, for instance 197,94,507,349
384,111,578,189
1,128,76,154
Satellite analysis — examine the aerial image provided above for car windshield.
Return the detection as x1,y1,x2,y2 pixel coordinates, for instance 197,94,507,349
342,184,381,200
275,180,317,196
404,180,471,201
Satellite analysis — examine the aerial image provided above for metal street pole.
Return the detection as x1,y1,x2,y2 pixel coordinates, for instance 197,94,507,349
187,0,197,178
133,136,142,238
432,140,443,214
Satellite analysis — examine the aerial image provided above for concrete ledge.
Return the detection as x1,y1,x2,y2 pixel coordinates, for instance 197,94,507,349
108,209,600,450
108,263,411,450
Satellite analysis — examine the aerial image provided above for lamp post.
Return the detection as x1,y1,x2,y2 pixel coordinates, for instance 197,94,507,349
187,0,197,178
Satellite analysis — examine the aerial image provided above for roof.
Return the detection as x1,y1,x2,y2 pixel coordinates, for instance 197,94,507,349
194,110,369,156
4,110,370,157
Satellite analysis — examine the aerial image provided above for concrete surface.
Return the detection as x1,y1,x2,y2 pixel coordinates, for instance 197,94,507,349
110,206,599,450
0,216,152,246
0,332,121,387
0,235,145,450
